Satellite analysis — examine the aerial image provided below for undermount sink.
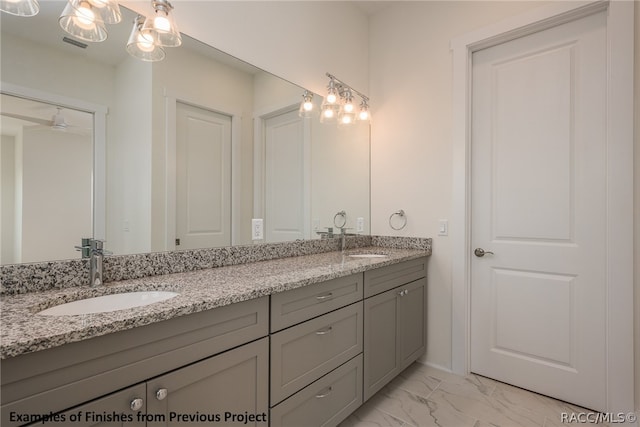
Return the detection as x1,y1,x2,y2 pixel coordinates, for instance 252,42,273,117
38,291,179,316
348,253,388,258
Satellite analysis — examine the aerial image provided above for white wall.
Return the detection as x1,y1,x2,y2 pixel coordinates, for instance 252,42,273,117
107,57,153,255
370,0,638,411
20,127,92,262
634,0,640,412
1,134,17,264
120,1,370,97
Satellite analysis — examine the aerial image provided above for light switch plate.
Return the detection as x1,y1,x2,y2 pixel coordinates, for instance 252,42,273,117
252,218,264,240
356,217,364,233
438,220,448,236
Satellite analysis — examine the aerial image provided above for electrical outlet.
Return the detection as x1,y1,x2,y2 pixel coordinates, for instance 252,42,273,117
356,217,364,233
252,219,264,240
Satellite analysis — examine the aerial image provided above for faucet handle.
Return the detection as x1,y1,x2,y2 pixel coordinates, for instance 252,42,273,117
75,237,93,258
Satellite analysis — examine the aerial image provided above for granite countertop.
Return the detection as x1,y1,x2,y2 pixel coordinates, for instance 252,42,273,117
1,247,429,359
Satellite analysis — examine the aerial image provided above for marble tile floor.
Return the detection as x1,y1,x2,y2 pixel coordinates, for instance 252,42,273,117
339,363,613,427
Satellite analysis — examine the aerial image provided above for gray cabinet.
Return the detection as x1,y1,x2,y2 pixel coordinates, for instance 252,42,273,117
269,273,364,427
270,303,363,405
146,338,268,427
270,355,363,427
363,264,427,401
32,384,147,427
2,297,269,427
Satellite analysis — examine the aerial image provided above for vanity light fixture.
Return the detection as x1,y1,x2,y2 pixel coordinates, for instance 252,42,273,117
141,0,181,48
299,91,314,118
59,0,108,42
322,73,371,126
0,0,39,16
59,0,122,43
126,14,165,62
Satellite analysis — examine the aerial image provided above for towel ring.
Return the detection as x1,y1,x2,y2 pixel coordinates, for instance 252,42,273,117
389,210,407,230
333,210,347,228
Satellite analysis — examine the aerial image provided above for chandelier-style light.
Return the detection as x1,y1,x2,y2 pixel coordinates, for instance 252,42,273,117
58,0,121,43
299,91,314,118
126,14,165,62
0,0,39,16
141,0,181,48
321,73,371,126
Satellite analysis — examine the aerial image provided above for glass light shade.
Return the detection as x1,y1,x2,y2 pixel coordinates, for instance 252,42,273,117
141,1,181,47
320,101,339,123
298,91,314,118
59,0,107,42
0,0,39,16
86,0,121,24
338,109,356,126
358,101,371,122
127,16,165,62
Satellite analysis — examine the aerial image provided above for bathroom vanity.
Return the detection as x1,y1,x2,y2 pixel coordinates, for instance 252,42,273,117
0,245,429,427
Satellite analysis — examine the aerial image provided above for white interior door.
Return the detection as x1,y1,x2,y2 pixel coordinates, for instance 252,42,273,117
264,108,308,242
470,11,607,411
176,102,231,249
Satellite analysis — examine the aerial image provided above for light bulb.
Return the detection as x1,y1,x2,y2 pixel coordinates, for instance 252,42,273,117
303,101,313,111
137,33,155,52
327,92,337,104
341,115,353,124
75,2,96,28
359,110,370,121
344,101,354,113
154,13,171,32
88,0,107,7
323,108,335,119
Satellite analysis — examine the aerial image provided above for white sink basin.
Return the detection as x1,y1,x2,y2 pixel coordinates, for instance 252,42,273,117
348,253,388,258
38,291,179,316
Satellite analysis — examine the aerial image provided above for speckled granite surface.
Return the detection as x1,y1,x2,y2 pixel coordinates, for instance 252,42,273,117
1,236,380,295
1,242,430,359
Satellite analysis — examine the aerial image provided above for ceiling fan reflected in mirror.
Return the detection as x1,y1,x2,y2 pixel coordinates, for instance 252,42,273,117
1,107,92,136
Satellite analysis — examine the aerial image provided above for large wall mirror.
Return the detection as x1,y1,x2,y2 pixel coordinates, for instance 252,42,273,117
0,2,370,265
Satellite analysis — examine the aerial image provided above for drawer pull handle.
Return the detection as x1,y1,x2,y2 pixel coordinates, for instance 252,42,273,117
397,289,408,297
156,388,168,401
316,293,334,301
130,398,144,412
315,326,333,335
315,387,333,398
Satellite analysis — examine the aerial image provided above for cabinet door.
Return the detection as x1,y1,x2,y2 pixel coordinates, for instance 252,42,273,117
363,289,400,401
145,338,268,427
29,384,146,427
398,277,427,369
363,277,427,402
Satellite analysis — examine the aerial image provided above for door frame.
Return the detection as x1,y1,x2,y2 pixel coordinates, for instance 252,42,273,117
253,100,312,241
164,89,241,249
450,0,634,413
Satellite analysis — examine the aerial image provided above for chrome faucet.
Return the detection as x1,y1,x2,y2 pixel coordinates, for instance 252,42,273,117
340,227,354,252
316,227,335,239
75,238,108,287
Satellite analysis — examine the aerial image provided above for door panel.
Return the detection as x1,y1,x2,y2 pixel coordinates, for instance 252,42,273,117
176,102,231,249
264,109,307,242
471,11,607,410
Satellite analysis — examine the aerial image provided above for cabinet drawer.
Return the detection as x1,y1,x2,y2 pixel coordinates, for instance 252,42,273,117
271,274,363,332
270,355,363,427
270,303,363,405
364,257,427,298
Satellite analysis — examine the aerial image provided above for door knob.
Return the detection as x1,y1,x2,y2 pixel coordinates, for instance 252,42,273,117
474,248,494,257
